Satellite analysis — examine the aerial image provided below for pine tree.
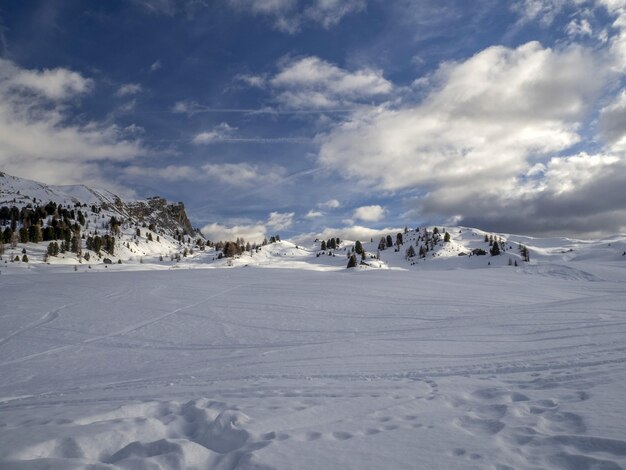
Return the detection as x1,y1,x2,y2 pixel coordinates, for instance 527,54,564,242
223,241,239,258
444,232,451,243
22,254,28,262
347,254,357,268
406,245,416,258
321,240,327,251
355,240,364,255
490,241,501,256
386,235,393,248
378,237,386,251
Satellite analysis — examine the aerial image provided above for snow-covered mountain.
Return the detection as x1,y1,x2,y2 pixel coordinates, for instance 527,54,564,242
1,171,625,274
0,171,205,269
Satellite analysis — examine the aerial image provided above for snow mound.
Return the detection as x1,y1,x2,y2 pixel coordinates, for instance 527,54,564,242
2,399,269,470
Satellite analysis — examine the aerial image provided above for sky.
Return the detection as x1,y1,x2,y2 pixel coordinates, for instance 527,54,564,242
1,0,626,242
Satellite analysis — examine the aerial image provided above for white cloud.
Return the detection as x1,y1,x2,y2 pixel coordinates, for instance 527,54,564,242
0,58,143,186
318,198,341,209
314,36,626,236
235,73,266,88
318,41,603,194
511,0,575,26
115,83,143,97
172,100,202,115
353,205,386,222
269,56,392,109
1,58,93,100
201,222,267,243
291,225,404,245
201,210,296,243
192,123,237,144
267,211,294,230
599,89,626,149
566,17,593,36
150,60,162,72
305,209,323,218
226,0,365,33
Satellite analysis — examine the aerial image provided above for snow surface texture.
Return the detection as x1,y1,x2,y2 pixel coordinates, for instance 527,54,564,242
1,235,626,469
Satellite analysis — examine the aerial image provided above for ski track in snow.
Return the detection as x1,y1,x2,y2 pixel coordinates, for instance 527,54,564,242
0,265,625,469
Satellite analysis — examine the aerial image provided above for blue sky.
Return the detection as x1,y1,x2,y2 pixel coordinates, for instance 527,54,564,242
1,0,626,241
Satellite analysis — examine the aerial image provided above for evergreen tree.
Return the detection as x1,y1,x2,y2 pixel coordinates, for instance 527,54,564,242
490,241,501,256
19,227,28,243
355,240,364,255
444,232,451,243
386,235,393,248
378,237,386,251
406,245,416,258
28,224,42,243
321,240,327,251
396,233,403,245
22,254,28,262
347,254,357,268
3,227,12,244
223,241,239,258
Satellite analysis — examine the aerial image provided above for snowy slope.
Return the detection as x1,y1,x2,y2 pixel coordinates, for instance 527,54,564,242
0,171,119,207
1,264,625,469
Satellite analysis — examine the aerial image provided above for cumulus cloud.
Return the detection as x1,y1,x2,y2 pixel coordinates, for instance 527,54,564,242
201,222,267,243
226,0,365,33
0,58,143,186
115,83,143,96
0,58,93,100
353,205,386,222
291,225,404,245
319,42,602,190
315,37,626,236
235,73,266,88
305,209,323,218
318,198,341,209
172,100,203,115
450,153,626,236
599,89,626,149
267,211,294,230
201,211,295,243
267,56,392,109
192,123,237,144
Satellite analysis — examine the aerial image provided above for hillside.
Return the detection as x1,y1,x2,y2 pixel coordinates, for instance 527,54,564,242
0,172,205,270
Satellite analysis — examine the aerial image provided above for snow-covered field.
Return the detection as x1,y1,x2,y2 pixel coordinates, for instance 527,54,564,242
1,251,626,470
